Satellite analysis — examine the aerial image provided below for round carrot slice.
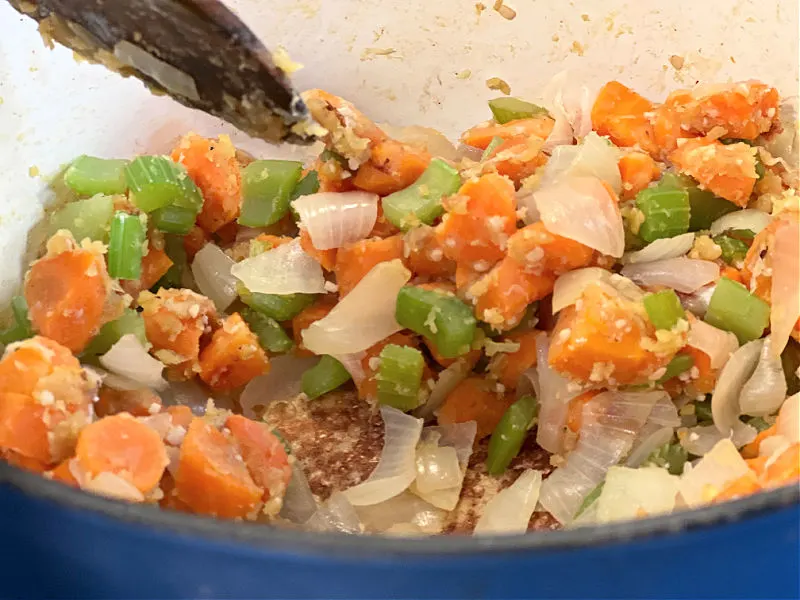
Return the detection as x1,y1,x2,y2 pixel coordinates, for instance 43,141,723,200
225,414,291,501
0,392,51,464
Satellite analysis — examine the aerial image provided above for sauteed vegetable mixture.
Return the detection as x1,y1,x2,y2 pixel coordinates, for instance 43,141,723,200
1,79,798,534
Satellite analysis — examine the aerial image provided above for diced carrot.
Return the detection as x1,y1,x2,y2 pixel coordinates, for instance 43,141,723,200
651,90,696,156
291,296,337,356
461,116,555,150
121,247,174,299
199,313,270,391
437,377,515,440
357,333,419,400
183,225,210,260
368,203,401,238
0,336,79,396
75,414,168,493
591,81,656,153
548,284,668,385
215,221,239,245
0,391,50,464
720,266,743,284
313,155,356,193
682,345,716,395
483,135,548,184
618,152,661,200
763,444,800,488
299,228,337,271
746,455,769,476
166,405,194,431
175,419,262,518
225,414,291,501
405,227,456,279
49,458,79,487
566,390,603,434
474,256,556,331
741,424,778,459
714,472,761,502
302,89,387,153
436,173,517,269
352,140,431,196
488,329,540,390
425,338,481,369
455,263,482,294
4,450,48,473
24,244,108,353
334,235,406,297
171,133,242,233
507,222,595,275
741,219,780,301
669,138,757,207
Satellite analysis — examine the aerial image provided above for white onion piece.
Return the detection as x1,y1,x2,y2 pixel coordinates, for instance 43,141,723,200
305,492,362,534
239,355,319,419
163,379,211,415
777,393,800,444
678,439,750,507
551,267,613,313
515,188,540,225
761,437,792,469
535,176,625,257
539,71,594,147
138,413,173,439
332,352,366,386
293,192,378,250
456,143,484,162
596,466,679,523
302,260,410,355
648,395,682,427
379,124,459,162
410,422,476,510
621,257,719,294
474,469,543,535
763,97,799,171
279,466,318,524
164,446,180,478
540,133,621,193
190,243,238,310
83,472,145,503
769,217,800,355
538,390,661,524
342,406,423,506
711,339,763,434
687,319,740,370
680,284,716,318
414,443,461,494
416,359,472,420
535,332,583,454
100,334,166,391
680,422,757,456
542,114,574,153
626,426,675,468
622,233,696,265
740,336,787,416
709,209,772,236
355,491,445,534
230,238,326,295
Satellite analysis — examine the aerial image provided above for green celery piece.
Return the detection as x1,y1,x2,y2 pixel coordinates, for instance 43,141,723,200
382,159,461,230
781,339,800,396
241,308,294,354
643,289,685,330
239,160,304,227
48,194,115,243
108,212,146,280
747,416,771,433
290,171,320,202
486,394,539,475
659,172,737,231
0,296,34,345
151,205,197,234
656,354,694,384
575,482,605,518
301,355,351,400
488,97,549,124
376,344,425,411
695,399,713,423
82,309,147,359
157,235,187,289
635,185,690,242
64,155,129,196
713,234,750,266
705,277,770,344
481,136,504,161
395,286,477,358
646,442,688,475
238,283,316,321
125,156,201,213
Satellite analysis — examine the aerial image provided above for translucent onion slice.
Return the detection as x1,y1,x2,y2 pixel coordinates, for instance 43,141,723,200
711,339,763,434
647,395,682,427
83,472,145,502
678,439,750,507
769,217,800,354
777,392,800,444
293,191,379,250
302,260,411,355
239,355,319,419
279,466,318,524
687,319,740,370
332,352,366,386
596,466,679,523
539,71,595,151
231,238,326,295
474,469,543,535
539,133,621,192
305,492,362,534
739,336,787,416
680,283,716,318
99,334,166,391
626,426,675,468
354,491,445,534
190,243,238,310
414,442,461,494
379,124,459,161
621,257,719,293
551,267,613,313
342,406,423,506
709,209,772,237
679,422,757,456
621,232,696,265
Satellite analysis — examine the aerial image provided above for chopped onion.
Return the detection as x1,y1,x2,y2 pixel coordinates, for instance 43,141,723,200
648,395,682,427
769,217,800,354
293,192,378,250
538,390,661,524
709,209,772,237
355,491,445,534
191,243,238,310
687,319,740,370
542,114,574,153
83,472,145,503
777,392,800,444
535,332,583,454
763,97,798,170
416,359,472,420
626,426,675,468
474,469,543,535
515,188,540,225
279,466,318,524
622,233,695,265
302,260,410,355
239,355,319,419
680,422,757,456
596,466,679,523
410,421,476,510
711,339,763,434
680,283,717,318
761,436,792,468
678,439,750,507
535,176,625,257
163,379,211,415
539,71,595,150
551,267,613,313
99,334,166,391
414,441,461,494
740,336,787,416
342,406,423,506
539,133,622,193
379,124,459,162
332,352,366,386
138,413,173,439
621,257,719,293
305,492,362,534
231,238,326,295
164,446,180,477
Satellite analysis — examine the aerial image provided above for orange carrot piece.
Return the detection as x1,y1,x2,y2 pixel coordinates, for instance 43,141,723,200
299,228,337,271
618,152,662,200
0,393,50,464
0,336,79,396
651,90,696,156
75,414,168,493
682,346,716,395
566,390,603,434
199,313,270,391
591,81,656,153
303,89,387,149
368,203,401,238
171,133,242,233
334,235,406,297
488,329,540,390
437,377,515,440
741,219,781,302
714,472,761,502
183,225,210,260
175,419,262,518
352,140,431,196
461,116,555,150
313,155,356,193
96,387,161,418
405,227,456,279
291,296,337,356
225,414,291,500
24,246,108,353
741,424,778,459
166,405,194,431
356,333,420,400
215,221,239,245
49,459,79,486
121,247,175,298
762,444,800,488
483,135,548,184
507,222,595,276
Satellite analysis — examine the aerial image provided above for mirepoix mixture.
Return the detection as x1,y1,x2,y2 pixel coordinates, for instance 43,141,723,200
0,79,798,534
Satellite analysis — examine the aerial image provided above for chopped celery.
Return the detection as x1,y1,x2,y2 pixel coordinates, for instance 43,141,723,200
382,159,461,230
695,399,713,423
646,442,688,474
643,289,685,330
48,194,115,243
0,296,33,345
705,277,770,343
781,339,800,396
82,309,146,358
659,173,737,231
575,482,605,518
488,97,548,124
635,184,690,242
238,283,315,321
289,171,320,202
241,308,294,354
63,155,129,196
151,205,197,234
747,416,771,432
481,136,504,160
239,160,304,227
125,156,202,213
376,344,425,411
656,353,694,384
713,234,749,266
108,212,146,280
395,286,477,358
301,355,351,400
157,235,187,289
486,394,539,475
